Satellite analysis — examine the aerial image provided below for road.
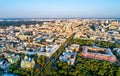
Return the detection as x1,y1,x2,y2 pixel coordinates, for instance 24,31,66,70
41,33,75,75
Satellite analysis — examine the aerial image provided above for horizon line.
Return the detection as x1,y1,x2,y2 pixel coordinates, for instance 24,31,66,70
0,17,120,19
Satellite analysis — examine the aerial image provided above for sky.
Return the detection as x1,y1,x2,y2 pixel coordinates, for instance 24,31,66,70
0,0,120,18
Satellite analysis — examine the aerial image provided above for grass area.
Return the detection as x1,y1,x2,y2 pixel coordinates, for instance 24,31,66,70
87,49,107,54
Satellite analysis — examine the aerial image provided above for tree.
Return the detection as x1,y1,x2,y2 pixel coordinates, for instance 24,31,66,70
37,55,48,67
117,67,120,76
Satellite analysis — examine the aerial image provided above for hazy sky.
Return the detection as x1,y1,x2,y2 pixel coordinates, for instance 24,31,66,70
0,0,120,18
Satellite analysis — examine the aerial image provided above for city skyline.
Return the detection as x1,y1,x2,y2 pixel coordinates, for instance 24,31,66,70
0,0,120,18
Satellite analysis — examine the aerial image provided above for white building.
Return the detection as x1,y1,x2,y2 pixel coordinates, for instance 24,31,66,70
59,44,79,65
21,56,35,68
